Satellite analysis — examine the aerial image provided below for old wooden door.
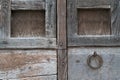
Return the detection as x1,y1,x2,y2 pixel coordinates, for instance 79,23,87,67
67,0,120,80
0,0,57,79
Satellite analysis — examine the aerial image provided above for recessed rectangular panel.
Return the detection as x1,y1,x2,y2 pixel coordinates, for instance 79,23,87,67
78,9,111,35
11,10,45,37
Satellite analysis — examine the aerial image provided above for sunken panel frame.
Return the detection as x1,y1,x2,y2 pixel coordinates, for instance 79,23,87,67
0,0,56,49
67,0,120,47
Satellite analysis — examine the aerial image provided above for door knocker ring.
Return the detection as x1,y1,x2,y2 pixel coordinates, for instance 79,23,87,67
87,51,103,69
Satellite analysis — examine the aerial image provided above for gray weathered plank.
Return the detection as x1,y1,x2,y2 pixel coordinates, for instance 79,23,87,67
76,0,111,8
111,0,120,35
68,36,120,46
0,38,56,49
68,47,120,80
11,0,45,10
67,0,78,36
0,50,56,79
77,5,111,9
0,0,10,39
45,0,56,38
9,75,57,80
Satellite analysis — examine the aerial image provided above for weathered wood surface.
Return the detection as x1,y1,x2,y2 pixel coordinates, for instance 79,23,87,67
67,0,111,37
67,0,120,46
76,0,111,8
58,50,67,80
78,9,111,35
0,0,10,39
57,0,67,80
11,10,45,37
45,0,56,38
67,0,77,36
68,47,120,80
0,0,57,80
68,36,120,47
12,0,56,38
57,0,67,49
0,0,56,48
0,38,56,49
11,0,45,10
9,75,56,80
0,1,2,27
0,50,56,79
111,0,120,35
11,0,56,38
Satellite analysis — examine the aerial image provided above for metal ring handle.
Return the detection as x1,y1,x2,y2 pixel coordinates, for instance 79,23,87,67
87,51,103,69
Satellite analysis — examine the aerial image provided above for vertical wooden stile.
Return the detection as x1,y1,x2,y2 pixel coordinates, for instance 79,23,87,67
0,0,10,39
57,0,67,80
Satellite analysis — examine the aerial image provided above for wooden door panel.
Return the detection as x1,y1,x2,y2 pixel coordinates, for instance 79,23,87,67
0,0,57,80
0,50,56,79
67,0,120,46
67,0,120,80
0,0,56,49
68,47,120,80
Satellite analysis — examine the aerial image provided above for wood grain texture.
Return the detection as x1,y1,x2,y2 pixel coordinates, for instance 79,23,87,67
11,0,45,10
58,50,68,80
9,75,56,80
57,0,67,49
78,9,111,35
45,0,56,38
67,0,78,36
57,0,67,80
67,0,120,46
68,36,120,46
0,0,10,39
67,0,111,37
0,50,56,79
68,47,120,80
0,0,56,48
0,1,2,27
11,0,56,38
76,0,111,8
0,0,57,80
111,0,120,35
0,38,56,49
11,10,45,37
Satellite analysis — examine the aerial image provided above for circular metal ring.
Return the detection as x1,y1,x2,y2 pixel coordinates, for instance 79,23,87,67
87,52,103,69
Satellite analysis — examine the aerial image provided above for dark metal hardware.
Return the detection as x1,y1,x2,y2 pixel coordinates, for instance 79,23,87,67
87,51,103,69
